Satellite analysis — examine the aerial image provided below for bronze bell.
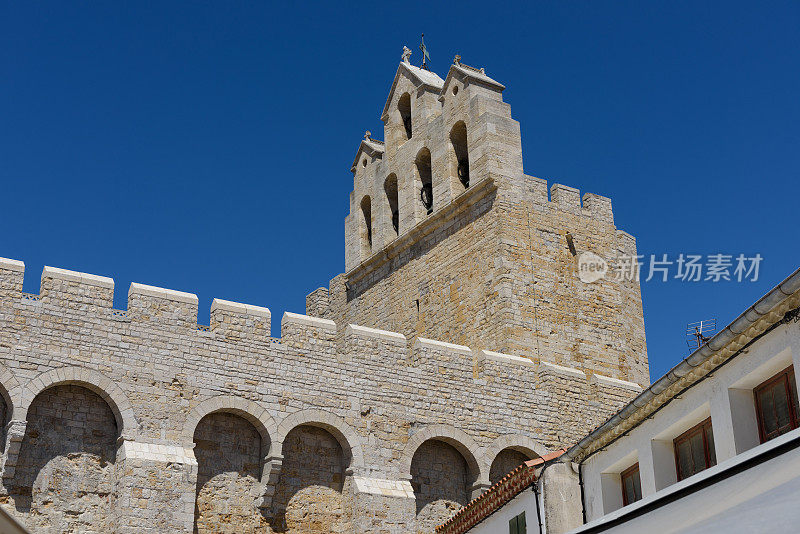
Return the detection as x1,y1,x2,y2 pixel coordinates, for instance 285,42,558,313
420,183,433,214
457,160,470,188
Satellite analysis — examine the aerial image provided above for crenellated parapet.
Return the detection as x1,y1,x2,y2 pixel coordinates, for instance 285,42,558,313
0,259,24,299
40,266,115,309
0,258,644,399
333,51,648,392
211,298,271,339
0,255,644,533
517,176,617,226
0,51,652,534
128,282,199,327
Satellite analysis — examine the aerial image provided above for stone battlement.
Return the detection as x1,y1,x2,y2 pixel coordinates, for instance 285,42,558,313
0,52,649,534
345,175,618,284
0,258,641,392
0,254,642,533
336,55,647,392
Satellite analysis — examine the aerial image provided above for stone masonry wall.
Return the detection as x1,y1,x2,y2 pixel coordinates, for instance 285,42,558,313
410,440,469,533
9,385,117,534
0,259,643,533
332,60,648,387
271,425,350,533
193,412,267,533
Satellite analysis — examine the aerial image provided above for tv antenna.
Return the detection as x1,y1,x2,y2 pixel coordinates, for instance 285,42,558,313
686,319,717,351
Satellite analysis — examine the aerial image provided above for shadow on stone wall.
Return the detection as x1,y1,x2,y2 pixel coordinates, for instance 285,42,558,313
345,188,497,301
269,425,351,533
193,412,269,533
9,385,117,533
411,439,469,531
489,448,532,485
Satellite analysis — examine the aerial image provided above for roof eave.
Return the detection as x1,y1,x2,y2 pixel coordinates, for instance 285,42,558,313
380,62,444,122
439,65,505,102
350,140,384,172
564,266,800,464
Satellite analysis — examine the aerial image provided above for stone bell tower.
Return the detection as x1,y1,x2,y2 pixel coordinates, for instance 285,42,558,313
309,48,649,386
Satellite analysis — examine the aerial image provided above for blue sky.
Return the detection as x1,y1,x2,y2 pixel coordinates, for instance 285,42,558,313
2,1,798,381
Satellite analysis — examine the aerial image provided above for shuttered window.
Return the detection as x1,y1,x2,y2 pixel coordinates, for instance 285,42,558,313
620,463,642,505
674,418,716,481
509,511,527,534
755,366,800,443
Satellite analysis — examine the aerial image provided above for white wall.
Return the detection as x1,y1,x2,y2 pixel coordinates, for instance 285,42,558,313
469,482,543,534
580,320,800,522
573,428,800,533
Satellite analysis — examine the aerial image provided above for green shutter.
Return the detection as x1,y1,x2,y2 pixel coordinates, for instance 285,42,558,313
509,512,526,534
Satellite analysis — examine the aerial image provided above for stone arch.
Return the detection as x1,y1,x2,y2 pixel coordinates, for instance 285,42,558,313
406,425,483,530
12,381,119,531
398,92,412,140
415,147,434,215
275,409,364,472
18,366,137,437
272,410,360,532
401,424,483,483
193,410,270,533
449,120,470,191
483,434,546,469
0,365,21,455
183,395,277,454
484,435,545,485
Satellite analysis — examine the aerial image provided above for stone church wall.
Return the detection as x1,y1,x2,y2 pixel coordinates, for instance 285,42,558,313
333,60,648,387
10,385,116,534
193,412,266,533
0,258,642,533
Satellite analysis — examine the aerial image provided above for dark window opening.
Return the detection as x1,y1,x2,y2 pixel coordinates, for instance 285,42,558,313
416,149,433,215
450,121,469,189
755,365,800,443
674,418,716,481
398,93,412,141
565,232,577,256
384,174,399,236
360,196,372,251
621,463,642,506
509,511,527,534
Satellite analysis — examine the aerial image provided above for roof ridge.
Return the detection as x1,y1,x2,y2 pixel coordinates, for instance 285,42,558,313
458,62,485,74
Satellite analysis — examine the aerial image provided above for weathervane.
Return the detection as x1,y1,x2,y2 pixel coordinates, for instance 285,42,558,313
419,33,431,70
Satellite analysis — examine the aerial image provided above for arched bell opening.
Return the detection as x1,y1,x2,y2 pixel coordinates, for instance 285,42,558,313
398,93,413,141
450,121,470,191
415,148,433,215
384,174,400,236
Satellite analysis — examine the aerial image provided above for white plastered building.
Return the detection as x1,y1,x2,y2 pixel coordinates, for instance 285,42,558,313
440,266,800,534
